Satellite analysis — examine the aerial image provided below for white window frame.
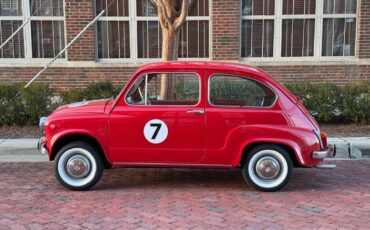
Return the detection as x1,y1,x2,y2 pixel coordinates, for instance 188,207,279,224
240,0,358,62
0,0,66,63
95,0,211,62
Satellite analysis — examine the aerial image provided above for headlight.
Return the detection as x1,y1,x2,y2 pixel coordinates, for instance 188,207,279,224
39,117,47,131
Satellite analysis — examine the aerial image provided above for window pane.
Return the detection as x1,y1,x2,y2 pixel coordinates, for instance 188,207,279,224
241,20,274,57
283,0,315,14
137,21,161,58
281,19,314,57
178,21,209,58
30,0,64,16
0,0,22,16
0,20,24,58
322,18,356,56
96,0,128,16
97,21,130,58
31,20,65,58
209,75,276,107
137,0,157,16
242,0,274,16
189,0,209,16
324,0,357,14
126,73,200,106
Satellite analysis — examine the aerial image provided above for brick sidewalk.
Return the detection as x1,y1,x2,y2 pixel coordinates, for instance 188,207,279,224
0,160,370,229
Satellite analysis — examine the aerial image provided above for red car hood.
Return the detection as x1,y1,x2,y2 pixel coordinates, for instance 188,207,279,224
53,99,113,114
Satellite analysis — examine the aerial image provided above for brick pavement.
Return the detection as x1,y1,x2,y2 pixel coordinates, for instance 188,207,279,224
0,160,369,229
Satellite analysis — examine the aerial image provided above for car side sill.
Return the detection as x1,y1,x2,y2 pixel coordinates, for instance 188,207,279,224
113,162,233,168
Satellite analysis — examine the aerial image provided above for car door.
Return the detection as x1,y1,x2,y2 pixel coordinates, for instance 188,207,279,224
203,70,283,164
108,70,205,164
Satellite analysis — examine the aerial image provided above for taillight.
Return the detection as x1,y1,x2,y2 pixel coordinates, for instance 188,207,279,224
320,131,327,148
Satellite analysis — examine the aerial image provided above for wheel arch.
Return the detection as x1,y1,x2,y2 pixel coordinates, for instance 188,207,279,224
237,141,302,168
50,133,111,168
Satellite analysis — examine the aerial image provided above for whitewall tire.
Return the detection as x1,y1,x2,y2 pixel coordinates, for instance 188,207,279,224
54,141,103,190
242,144,293,192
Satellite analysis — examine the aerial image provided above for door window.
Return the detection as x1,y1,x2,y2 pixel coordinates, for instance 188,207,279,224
126,73,200,106
209,74,277,107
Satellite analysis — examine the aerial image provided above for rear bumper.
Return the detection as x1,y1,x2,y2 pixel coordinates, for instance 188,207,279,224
312,143,336,159
37,137,49,155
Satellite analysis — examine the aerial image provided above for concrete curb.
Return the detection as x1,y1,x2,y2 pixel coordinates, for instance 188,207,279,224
0,137,369,162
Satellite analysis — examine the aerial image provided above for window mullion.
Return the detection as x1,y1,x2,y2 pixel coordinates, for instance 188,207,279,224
130,0,137,60
274,0,282,59
315,0,323,59
23,0,32,60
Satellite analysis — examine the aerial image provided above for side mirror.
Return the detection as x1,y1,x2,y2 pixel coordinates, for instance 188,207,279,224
309,111,318,119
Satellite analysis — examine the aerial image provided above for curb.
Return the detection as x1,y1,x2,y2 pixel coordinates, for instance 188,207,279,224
0,137,369,162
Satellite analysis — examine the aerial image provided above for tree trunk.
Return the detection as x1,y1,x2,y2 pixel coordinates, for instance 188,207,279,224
160,28,180,99
156,0,187,100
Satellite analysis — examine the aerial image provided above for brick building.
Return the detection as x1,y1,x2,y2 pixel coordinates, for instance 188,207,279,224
0,0,369,89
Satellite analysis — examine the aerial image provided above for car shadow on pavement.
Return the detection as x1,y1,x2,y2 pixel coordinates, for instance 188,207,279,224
92,166,346,192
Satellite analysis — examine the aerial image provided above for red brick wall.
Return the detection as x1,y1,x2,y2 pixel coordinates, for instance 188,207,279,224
358,0,370,58
0,67,135,90
1,0,370,89
65,0,95,61
0,65,368,90
212,0,240,60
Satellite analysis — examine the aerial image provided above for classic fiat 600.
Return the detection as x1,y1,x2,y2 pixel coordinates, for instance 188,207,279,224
38,62,335,191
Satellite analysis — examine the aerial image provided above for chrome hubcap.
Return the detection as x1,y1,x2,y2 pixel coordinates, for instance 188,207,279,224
255,156,280,180
66,155,90,178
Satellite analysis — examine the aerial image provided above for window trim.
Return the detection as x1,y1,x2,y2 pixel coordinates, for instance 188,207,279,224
207,73,278,109
240,0,358,61
124,72,202,107
95,0,212,61
0,0,67,61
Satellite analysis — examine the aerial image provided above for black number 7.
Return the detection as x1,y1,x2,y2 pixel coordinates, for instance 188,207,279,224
150,123,162,140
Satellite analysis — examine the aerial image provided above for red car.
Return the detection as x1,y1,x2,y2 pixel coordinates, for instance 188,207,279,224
38,62,335,191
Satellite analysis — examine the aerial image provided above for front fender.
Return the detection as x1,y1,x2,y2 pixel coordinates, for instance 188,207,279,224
47,129,111,163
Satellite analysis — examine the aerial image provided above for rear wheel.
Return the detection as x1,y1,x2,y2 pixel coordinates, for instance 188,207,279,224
54,141,103,190
242,144,293,192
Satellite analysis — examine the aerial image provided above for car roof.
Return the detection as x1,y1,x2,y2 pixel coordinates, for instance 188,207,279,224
133,61,298,105
136,61,262,74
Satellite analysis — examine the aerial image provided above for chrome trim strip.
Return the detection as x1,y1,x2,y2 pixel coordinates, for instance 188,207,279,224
113,162,232,168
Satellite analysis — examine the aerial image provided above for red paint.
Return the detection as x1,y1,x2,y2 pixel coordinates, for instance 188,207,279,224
44,62,326,168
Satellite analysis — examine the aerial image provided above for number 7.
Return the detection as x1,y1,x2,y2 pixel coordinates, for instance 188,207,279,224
150,123,162,140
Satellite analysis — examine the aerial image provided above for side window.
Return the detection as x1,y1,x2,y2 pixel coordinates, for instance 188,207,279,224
209,75,277,107
126,73,200,106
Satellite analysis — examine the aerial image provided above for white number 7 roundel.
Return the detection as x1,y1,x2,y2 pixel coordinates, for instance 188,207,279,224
143,119,168,144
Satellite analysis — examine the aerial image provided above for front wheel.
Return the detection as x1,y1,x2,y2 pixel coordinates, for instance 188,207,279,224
242,144,293,192
54,141,104,190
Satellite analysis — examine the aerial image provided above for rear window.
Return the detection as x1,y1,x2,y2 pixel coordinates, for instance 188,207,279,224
209,74,277,107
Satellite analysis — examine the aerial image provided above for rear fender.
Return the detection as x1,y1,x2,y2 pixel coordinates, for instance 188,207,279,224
225,125,321,167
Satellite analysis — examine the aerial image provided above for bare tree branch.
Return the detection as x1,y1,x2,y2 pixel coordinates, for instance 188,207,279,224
173,0,188,30
157,0,172,27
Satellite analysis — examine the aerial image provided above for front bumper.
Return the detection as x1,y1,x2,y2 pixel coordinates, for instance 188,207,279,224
37,137,48,155
312,143,336,159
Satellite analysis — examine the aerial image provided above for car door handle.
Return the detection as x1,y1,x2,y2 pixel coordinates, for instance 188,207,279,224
186,109,205,114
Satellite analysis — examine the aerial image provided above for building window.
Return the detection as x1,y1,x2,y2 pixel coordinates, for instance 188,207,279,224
96,0,210,60
241,0,357,59
0,0,66,60
0,0,24,58
322,0,356,56
96,0,130,58
241,0,274,58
